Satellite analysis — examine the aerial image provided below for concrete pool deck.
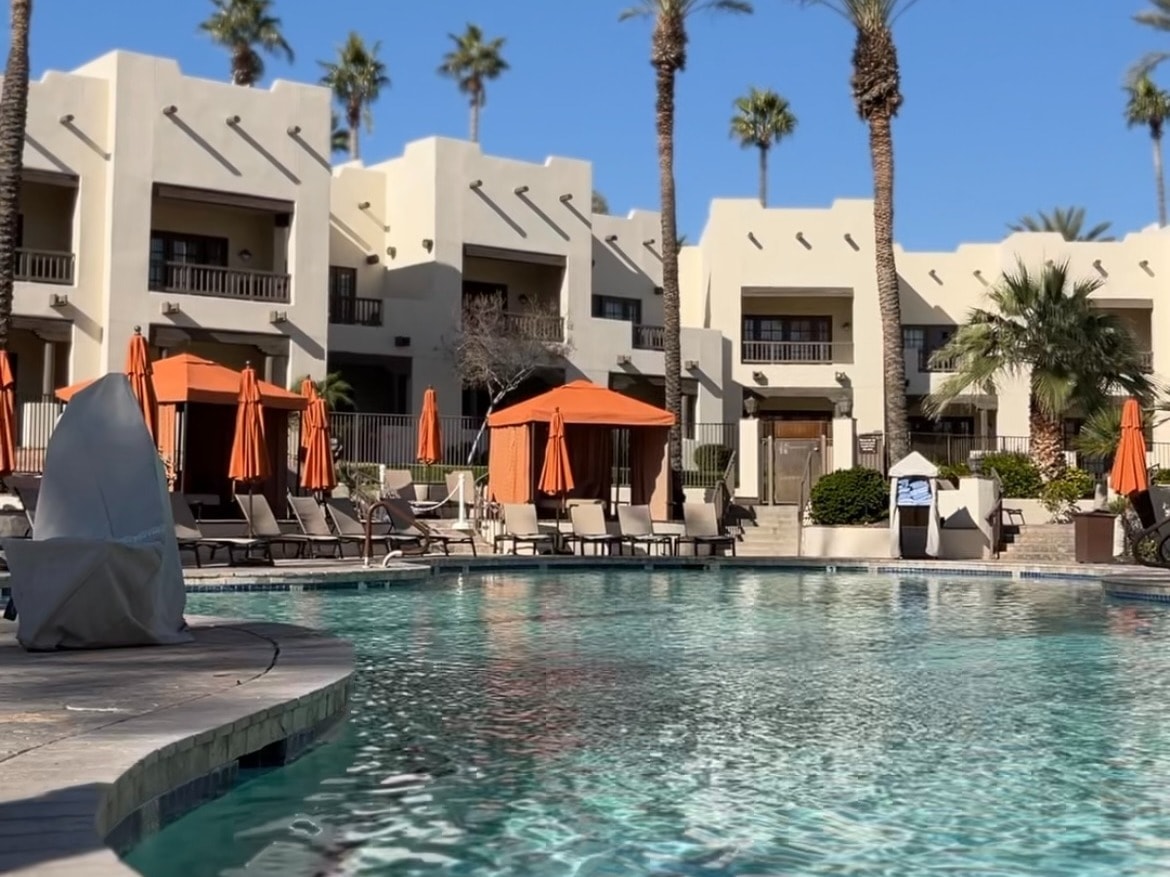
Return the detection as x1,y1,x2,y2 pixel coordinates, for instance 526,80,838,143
0,616,353,876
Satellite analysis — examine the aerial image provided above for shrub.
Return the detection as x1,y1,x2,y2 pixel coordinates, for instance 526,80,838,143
980,452,1042,498
693,443,733,474
810,467,888,526
1040,468,1096,522
938,462,971,486
1153,467,1170,485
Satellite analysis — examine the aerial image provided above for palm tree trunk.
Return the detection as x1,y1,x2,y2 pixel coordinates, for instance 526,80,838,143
867,113,909,465
655,63,683,509
232,44,253,86
758,145,768,207
347,102,361,161
1028,396,1066,480
0,0,32,354
1154,128,1167,228
470,89,481,143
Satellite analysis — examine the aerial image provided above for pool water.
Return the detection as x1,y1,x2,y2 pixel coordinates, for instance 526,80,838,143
127,571,1170,876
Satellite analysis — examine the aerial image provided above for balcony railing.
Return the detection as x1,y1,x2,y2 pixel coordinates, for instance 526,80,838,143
329,295,383,326
633,324,664,350
504,313,564,342
152,261,291,303
1140,350,1154,373
15,248,74,285
916,348,958,373
741,340,851,364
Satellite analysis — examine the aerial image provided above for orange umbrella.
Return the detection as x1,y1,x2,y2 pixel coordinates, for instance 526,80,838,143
417,386,442,465
538,408,574,497
1111,398,1149,497
0,351,16,481
300,396,337,494
229,363,270,486
298,377,318,451
124,326,157,440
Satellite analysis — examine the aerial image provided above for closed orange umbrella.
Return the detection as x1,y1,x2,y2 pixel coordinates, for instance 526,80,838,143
229,363,270,485
124,326,157,440
417,386,442,466
1111,398,1149,497
538,408,574,497
0,351,16,481
300,396,337,494
298,377,318,451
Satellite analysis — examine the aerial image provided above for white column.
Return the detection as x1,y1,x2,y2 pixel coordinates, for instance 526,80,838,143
41,340,55,397
832,418,856,471
737,418,761,501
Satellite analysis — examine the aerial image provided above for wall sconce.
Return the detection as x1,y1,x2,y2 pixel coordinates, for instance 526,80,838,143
268,310,288,325
795,231,811,249
394,336,411,348
514,185,529,195
605,234,618,243
161,301,181,316
365,253,380,265
386,245,397,258
1140,259,1154,275
287,124,301,136
684,360,698,371
643,238,656,246
1093,259,1107,277
58,114,74,125
226,115,240,126
559,193,573,202
844,232,859,251
928,269,942,284
422,238,434,252
357,201,370,210
744,396,759,418
49,293,68,309
469,180,483,190
238,248,253,263
162,105,178,116
653,286,663,296
752,370,767,384
834,371,849,384
617,354,632,365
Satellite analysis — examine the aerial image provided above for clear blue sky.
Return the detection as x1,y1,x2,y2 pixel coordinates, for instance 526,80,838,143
8,0,1164,249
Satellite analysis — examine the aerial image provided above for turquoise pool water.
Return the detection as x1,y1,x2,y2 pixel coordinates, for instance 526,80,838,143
127,571,1170,876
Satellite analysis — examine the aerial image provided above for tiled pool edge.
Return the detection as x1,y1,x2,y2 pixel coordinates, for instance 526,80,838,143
1101,576,1170,603
0,621,353,877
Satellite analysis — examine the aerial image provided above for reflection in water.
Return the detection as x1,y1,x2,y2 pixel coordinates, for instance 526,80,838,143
128,572,1170,877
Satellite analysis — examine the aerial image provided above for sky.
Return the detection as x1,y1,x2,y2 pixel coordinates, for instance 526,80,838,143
5,0,1165,250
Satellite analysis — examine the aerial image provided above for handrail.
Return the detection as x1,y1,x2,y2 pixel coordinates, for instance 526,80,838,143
362,500,396,568
795,449,814,556
985,467,1005,558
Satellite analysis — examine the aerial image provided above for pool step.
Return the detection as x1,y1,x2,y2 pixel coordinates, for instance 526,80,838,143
998,523,1076,561
737,505,801,557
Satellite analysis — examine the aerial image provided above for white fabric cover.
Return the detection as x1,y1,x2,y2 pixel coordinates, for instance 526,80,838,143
887,451,942,559
3,374,190,650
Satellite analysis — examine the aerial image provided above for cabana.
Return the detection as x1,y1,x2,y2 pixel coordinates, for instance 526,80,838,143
57,354,306,513
487,381,675,520
888,451,942,559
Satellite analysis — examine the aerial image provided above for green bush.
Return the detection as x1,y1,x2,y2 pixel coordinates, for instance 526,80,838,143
938,462,971,486
1153,467,1170,485
809,467,888,526
1040,468,1096,522
980,452,1042,498
693,443,733,474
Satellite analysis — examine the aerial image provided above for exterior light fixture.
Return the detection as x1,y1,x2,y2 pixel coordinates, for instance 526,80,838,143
364,254,380,265
752,370,767,384
514,185,529,195
422,239,434,252
162,105,178,116
238,249,252,263
386,246,397,258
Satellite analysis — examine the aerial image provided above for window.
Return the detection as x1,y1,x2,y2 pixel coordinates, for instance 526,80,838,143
462,280,507,307
328,266,359,323
592,295,642,324
149,231,228,289
742,316,831,343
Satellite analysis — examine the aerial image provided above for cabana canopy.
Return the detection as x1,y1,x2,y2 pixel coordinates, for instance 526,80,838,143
56,353,307,410
487,381,674,519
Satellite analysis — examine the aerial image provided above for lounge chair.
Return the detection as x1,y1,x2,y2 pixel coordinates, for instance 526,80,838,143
382,497,478,556
235,493,338,559
325,496,424,556
568,503,622,556
493,503,556,555
169,493,270,567
617,505,675,556
15,485,37,537
676,502,737,557
288,494,369,557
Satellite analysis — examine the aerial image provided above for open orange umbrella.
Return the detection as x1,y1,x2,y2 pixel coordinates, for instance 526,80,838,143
124,326,157,441
538,408,574,498
300,396,337,494
1111,398,1149,497
417,386,442,466
0,351,16,482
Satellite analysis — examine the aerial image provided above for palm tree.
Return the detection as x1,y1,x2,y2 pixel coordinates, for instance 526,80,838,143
0,0,32,352
729,86,797,206
1126,74,1170,227
1134,0,1170,78
330,112,349,156
320,32,390,161
592,190,610,214
621,0,752,500
199,0,293,87
1008,206,1114,241
795,0,918,463
925,261,1156,480
292,372,353,410
1075,402,1160,466
437,24,509,143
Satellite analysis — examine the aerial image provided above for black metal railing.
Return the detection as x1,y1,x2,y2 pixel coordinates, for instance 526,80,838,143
633,324,664,351
329,295,383,326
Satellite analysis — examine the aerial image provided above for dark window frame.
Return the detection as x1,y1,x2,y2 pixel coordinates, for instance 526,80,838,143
149,230,229,289
592,294,642,324
742,315,832,344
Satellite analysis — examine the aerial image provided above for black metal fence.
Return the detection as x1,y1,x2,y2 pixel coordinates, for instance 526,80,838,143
907,433,1030,468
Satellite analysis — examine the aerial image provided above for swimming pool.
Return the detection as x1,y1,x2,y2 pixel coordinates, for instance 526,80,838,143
127,570,1170,876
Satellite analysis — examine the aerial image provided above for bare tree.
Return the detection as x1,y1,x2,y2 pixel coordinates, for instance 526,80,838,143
448,294,571,463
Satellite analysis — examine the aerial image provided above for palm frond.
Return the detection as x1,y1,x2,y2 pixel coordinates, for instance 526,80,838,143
729,86,797,149
1007,206,1115,242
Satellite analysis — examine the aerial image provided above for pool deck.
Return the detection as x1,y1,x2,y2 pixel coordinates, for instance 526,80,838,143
0,616,353,876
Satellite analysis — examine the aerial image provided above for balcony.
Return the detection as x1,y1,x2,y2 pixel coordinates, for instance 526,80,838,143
151,262,290,303
329,295,383,327
505,313,564,343
633,324,664,351
15,248,74,285
741,341,852,364
1140,350,1154,373
917,349,958,373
